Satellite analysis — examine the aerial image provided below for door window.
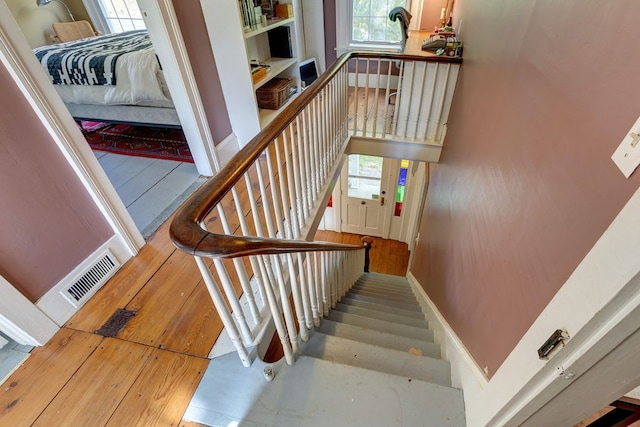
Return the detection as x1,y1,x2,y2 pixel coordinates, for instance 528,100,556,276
347,155,383,200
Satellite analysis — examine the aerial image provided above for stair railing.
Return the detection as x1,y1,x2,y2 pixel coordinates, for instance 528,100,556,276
170,52,462,367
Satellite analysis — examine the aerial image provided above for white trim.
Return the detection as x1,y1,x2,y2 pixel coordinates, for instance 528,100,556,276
138,0,218,177
36,235,127,326
0,0,144,255
0,275,59,346
215,132,240,168
201,0,261,148
81,0,110,34
407,271,489,408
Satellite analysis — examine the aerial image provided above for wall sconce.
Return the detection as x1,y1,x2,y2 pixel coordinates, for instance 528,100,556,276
36,0,75,21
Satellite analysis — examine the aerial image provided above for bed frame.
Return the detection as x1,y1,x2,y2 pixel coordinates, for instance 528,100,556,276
65,103,181,129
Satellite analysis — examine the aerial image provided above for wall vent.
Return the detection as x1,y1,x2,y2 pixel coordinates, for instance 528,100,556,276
64,253,118,306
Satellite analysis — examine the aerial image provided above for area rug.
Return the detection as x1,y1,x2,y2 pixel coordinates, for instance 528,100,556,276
81,121,194,163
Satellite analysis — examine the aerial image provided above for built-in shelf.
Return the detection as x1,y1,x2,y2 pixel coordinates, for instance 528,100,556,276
253,57,298,90
243,17,295,39
259,91,301,128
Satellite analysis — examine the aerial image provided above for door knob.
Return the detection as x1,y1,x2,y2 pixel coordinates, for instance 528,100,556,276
361,201,366,205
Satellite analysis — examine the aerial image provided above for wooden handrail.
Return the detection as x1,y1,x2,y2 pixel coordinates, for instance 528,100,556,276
170,51,462,259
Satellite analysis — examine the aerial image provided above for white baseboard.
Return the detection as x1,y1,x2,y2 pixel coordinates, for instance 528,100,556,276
36,234,130,326
407,272,488,403
216,132,240,169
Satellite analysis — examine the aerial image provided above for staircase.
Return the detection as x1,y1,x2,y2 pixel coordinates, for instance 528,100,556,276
184,272,466,427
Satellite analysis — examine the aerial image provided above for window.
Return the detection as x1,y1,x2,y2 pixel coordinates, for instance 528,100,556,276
352,0,408,44
336,0,415,51
99,0,145,32
83,0,146,34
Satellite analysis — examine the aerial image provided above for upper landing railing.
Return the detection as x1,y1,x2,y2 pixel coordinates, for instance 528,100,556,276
170,51,462,367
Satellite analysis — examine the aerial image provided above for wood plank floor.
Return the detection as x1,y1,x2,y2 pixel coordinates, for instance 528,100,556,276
94,151,206,238
0,212,408,425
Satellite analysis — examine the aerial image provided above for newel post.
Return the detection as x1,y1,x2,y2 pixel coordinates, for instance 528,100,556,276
361,236,373,272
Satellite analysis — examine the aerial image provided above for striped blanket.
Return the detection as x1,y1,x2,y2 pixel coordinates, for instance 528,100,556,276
33,30,153,86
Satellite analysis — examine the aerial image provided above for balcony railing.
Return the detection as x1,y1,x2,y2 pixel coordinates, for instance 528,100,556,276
170,51,461,367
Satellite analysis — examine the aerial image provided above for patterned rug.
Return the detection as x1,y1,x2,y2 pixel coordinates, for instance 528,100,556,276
80,121,193,163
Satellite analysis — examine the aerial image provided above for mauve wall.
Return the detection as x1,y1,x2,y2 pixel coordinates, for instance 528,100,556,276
0,62,113,302
172,0,232,144
410,0,640,377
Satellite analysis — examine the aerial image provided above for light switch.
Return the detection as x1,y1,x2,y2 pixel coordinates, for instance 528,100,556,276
612,116,640,178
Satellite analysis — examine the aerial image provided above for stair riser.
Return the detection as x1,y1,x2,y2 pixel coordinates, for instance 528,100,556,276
346,293,422,312
328,311,434,342
341,297,425,319
351,285,416,300
349,289,420,305
356,278,411,291
303,333,452,387
362,272,411,286
355,281,413,294
317,319,441,358
334,303,429,328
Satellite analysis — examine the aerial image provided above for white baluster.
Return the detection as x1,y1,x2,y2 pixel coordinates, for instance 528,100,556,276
256,255,295,365
286,253,308,342
295,115,310,220
281,127,299,238
320,251,329,316
353,58,359,135
296,252,313,329
363,58,371,137
264,148,286,239
433,63,452,142
411,61,429,140
382,58,393,139
305,252,320,327
392,60,404,137
421,62,439,141
211,259,253,344
196,257,252,367
271,254,299,354
273,138,294,239
254,158,277,239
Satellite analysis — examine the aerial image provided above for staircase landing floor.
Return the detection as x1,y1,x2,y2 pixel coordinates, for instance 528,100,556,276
184,351,465,427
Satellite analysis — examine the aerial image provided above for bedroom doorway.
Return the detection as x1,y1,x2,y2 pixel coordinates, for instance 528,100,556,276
2,0,218,243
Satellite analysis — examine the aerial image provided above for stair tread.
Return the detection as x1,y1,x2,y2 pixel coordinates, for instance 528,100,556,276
303,332,451,386
346,293,422,311
341,297,425,319
334,302,428,328
317,318,441,358
328,310,434,342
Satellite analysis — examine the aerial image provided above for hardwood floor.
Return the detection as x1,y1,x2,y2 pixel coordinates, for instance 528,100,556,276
0,212,409,425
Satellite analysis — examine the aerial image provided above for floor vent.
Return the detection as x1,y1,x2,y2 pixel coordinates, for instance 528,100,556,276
65,252,118,306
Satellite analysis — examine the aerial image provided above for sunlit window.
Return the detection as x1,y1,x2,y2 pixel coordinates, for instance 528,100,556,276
97,0,146,32
351,0,408,44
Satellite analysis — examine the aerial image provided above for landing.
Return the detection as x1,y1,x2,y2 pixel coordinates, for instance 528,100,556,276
184,349,465,427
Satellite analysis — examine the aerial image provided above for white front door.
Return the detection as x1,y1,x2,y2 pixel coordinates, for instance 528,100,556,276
340,155,395,237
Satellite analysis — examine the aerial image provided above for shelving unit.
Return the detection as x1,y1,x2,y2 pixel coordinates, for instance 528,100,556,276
201,0,303,147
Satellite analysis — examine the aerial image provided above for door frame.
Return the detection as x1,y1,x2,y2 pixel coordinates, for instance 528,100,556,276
0,0,215,341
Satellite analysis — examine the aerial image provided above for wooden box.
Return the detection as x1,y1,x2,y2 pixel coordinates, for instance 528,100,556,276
256,77,294,110
275,3,294,18
251,66,268,84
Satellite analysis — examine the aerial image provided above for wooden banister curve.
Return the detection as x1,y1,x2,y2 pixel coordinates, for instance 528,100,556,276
170,51,462,259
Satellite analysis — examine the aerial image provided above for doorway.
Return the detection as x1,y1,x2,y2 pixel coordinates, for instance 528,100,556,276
341,154,395,237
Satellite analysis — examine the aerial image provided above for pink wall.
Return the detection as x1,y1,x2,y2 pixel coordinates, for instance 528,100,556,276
0,62,113,302
172,0,233,143
411,0,640,377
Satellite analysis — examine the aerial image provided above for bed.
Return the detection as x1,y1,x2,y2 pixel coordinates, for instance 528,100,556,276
33,30,181,127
